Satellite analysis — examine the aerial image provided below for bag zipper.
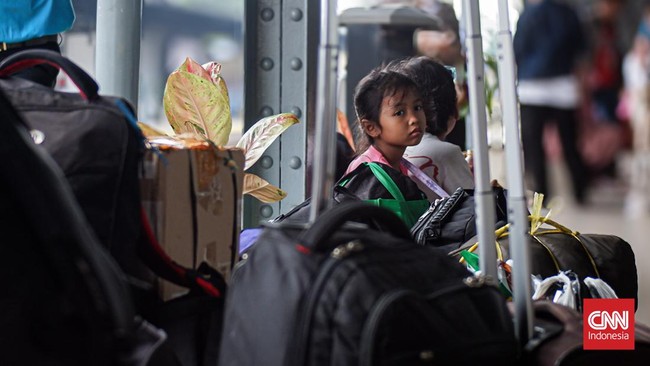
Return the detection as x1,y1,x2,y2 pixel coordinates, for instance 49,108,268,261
292,240,364,365
359,289,425,366
359,276,496,366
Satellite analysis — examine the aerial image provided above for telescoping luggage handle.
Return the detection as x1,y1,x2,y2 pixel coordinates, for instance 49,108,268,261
298,201,412,252
463,0,534,347
0,49,99,101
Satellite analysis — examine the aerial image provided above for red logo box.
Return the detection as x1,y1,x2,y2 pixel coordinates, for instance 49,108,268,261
584,298,635,350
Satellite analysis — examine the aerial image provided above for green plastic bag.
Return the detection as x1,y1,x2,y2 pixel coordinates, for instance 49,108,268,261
363,162,430,228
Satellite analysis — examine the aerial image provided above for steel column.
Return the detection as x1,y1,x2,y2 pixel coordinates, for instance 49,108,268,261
95,0,142,107
243,0,317,227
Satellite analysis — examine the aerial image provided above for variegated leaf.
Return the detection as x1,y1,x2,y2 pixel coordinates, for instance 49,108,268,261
163,58,232,146
243,173,287,203
137,121,169,138
236,113,300,170
163,72,232,145
202,61,222,85
179,57,212,81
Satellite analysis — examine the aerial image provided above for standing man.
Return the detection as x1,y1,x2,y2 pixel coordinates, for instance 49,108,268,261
513,0,589,205
0,0,75,87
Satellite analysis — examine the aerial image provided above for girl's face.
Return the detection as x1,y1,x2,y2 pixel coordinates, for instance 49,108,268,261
373,88,426,148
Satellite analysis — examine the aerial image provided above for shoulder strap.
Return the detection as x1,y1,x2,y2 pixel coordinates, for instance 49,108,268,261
366,162,406,202
401,158,450,198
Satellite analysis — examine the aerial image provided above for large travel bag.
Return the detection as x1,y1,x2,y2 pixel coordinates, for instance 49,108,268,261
0,49,145,280
219,202,517,366
0,89,163,366
450,216,638,308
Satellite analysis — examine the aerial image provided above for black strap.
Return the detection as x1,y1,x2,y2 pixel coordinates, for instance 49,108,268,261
298,201,411,252
0,49,99,100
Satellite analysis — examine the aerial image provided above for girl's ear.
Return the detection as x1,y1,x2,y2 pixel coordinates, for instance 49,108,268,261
360,118,381,138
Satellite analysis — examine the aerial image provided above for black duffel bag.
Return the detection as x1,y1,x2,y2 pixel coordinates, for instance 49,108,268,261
0,49,145,280
220,201,517,366
450,216,638,309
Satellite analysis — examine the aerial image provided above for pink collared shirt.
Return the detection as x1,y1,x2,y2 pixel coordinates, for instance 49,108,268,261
344,145,409,176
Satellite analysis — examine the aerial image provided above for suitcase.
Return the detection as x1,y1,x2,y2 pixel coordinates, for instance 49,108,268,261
0,49,145,280
0,89,163,366
219,202,517,366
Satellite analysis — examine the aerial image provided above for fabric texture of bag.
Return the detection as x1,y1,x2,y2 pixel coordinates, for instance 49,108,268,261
337,162,430,227
411,186,509,251
451,216,638,309
0,49,146,280
219,202,517,366
0,90,164,366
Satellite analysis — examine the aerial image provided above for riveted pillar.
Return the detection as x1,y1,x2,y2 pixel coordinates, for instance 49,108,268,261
243,0,318,227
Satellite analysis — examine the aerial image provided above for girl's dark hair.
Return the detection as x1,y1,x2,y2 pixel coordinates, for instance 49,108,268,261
353,67,420,154
387,56,457,136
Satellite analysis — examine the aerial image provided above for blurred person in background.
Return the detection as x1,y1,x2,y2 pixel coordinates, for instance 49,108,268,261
513,0,589,205
412,0,468,150
621,6,650,216
581,0,627,179
0,0,75,87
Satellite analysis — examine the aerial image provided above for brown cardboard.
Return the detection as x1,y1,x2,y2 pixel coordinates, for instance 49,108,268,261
140,136,244,300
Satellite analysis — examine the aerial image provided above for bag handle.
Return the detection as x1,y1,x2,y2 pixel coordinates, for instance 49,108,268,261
460,216,600,278
298,201,412,252
366,162,406,202
0,49,99,101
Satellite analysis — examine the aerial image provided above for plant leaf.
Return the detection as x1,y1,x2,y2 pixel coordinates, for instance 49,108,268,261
236,113,300,170
243,173,287,203
178,57,212,80
163,58,232,146
137,121,169,137
201,61,222,85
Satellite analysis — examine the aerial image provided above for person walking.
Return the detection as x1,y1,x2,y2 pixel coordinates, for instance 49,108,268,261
0,0,75,87
513,0,589,205
621,7,650,216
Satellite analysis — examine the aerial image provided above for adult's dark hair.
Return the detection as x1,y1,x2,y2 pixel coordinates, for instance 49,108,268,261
353,67,420,154
387,56,457,136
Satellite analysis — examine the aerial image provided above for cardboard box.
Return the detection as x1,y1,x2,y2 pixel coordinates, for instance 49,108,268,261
140,135,244,300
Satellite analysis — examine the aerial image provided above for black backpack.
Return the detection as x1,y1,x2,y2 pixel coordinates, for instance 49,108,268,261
0,49,146,280
220,202,517,366
0,89,162,366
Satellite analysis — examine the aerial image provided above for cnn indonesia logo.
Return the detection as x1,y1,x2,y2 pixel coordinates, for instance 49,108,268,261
584,299,635,350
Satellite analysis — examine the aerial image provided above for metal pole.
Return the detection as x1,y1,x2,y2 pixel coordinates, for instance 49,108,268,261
95,0,142,108
462,0,497,280
496,0,533,346
309,0,339,222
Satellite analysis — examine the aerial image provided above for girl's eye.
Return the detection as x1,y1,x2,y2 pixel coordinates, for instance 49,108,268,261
415,104,423,111
394,110,405,116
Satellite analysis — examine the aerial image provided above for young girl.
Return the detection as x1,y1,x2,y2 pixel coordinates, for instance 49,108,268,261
345,68,427,175
390,56,475,201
